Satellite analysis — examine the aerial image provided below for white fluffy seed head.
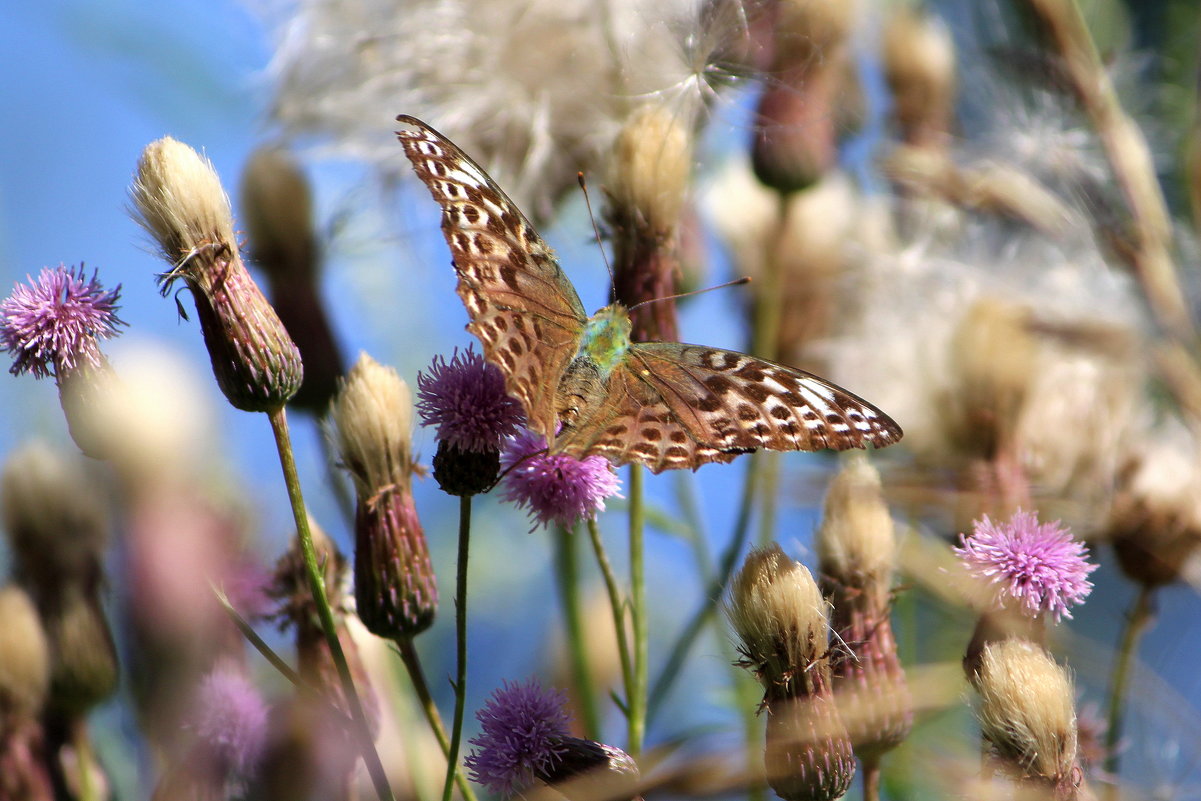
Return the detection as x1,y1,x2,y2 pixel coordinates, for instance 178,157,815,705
329,352,415,496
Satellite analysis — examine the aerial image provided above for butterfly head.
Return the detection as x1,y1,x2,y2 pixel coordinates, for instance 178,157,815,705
579,304,632,379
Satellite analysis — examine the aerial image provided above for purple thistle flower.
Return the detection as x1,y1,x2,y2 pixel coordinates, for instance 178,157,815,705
416,346,525,452
954,509,1097,621
499,430,622,529
0,265,124,378
189,662,269,777
464,679,573,796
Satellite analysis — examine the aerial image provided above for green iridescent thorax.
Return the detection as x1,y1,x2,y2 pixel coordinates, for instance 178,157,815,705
579,304,632,378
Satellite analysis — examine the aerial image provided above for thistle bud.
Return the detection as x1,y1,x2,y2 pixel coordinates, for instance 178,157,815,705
727,545,854,801
606,104,693,343
130,137,303,412
1,442,108,599
816,457,912,764
882,7,956,148
1107,431,1201,587
329,353,436,639
751,0,858,194
241,147,345,414
0,585,50,730
946,298,1038,464
974,640,1081,799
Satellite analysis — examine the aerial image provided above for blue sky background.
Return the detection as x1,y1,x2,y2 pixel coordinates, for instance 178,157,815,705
3,1,1201,798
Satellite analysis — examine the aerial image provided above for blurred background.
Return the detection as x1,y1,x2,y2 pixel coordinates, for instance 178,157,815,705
2,0,1201,799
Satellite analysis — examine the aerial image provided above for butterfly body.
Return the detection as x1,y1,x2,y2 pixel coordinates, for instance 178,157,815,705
396,115,902,472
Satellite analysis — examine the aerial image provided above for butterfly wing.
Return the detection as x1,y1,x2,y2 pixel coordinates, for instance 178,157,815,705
396,115,588,441
555,343,902,472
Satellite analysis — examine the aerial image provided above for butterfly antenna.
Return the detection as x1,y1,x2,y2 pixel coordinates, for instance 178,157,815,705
577,172,616,298
626,276,752,313
485,441,553,493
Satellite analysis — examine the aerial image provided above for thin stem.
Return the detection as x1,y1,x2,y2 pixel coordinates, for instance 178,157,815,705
267,407,394,801
1103,584,1156,798
73,721,96,801
587,518,634,700
627,464,648,756
554,523,602,737
443,494,473,801
862,756,882,801
395,637,478,801
648,456,760,718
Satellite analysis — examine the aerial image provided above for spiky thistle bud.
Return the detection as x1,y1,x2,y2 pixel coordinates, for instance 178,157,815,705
882,7,956,148
329,353,436,639
241,146,344,414
816,457,912,765
607,103,693,342
727,545,855,801
974,639,1082,799
130,137,303,412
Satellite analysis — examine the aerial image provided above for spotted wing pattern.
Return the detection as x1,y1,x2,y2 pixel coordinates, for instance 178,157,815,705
554,343,903,473
395,115,587,441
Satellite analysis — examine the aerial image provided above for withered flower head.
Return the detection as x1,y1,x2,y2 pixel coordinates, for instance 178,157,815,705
329,353,436,639
816,456,895,596
130,137,303,412
974,639,1080,797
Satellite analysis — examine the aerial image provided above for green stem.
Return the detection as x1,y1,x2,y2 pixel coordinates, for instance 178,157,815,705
756,452,781,547
443,494,473,801
627,464,647,756
554,524,601,737
396,637,478,801
648,455,760,718
587,519,634,703
73,721,96,801
267,407,394,801
1103,584,1156,797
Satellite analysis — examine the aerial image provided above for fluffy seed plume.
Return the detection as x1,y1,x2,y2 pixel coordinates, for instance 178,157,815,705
130,137,303,412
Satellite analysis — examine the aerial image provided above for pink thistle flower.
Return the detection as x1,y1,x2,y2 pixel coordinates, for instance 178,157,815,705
463,680,572,796
0,264,124,378
954,509,1097,621
189,662,269,777
499,430,621,529
416,346,525,453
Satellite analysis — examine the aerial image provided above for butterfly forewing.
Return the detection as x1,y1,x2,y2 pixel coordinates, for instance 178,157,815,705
556,344,902,472
395,115,588,440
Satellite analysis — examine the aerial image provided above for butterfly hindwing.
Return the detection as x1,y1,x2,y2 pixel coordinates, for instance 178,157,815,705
395,115,587,440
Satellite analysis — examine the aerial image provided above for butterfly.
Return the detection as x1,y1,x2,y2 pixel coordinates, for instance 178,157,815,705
395,115,902,473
